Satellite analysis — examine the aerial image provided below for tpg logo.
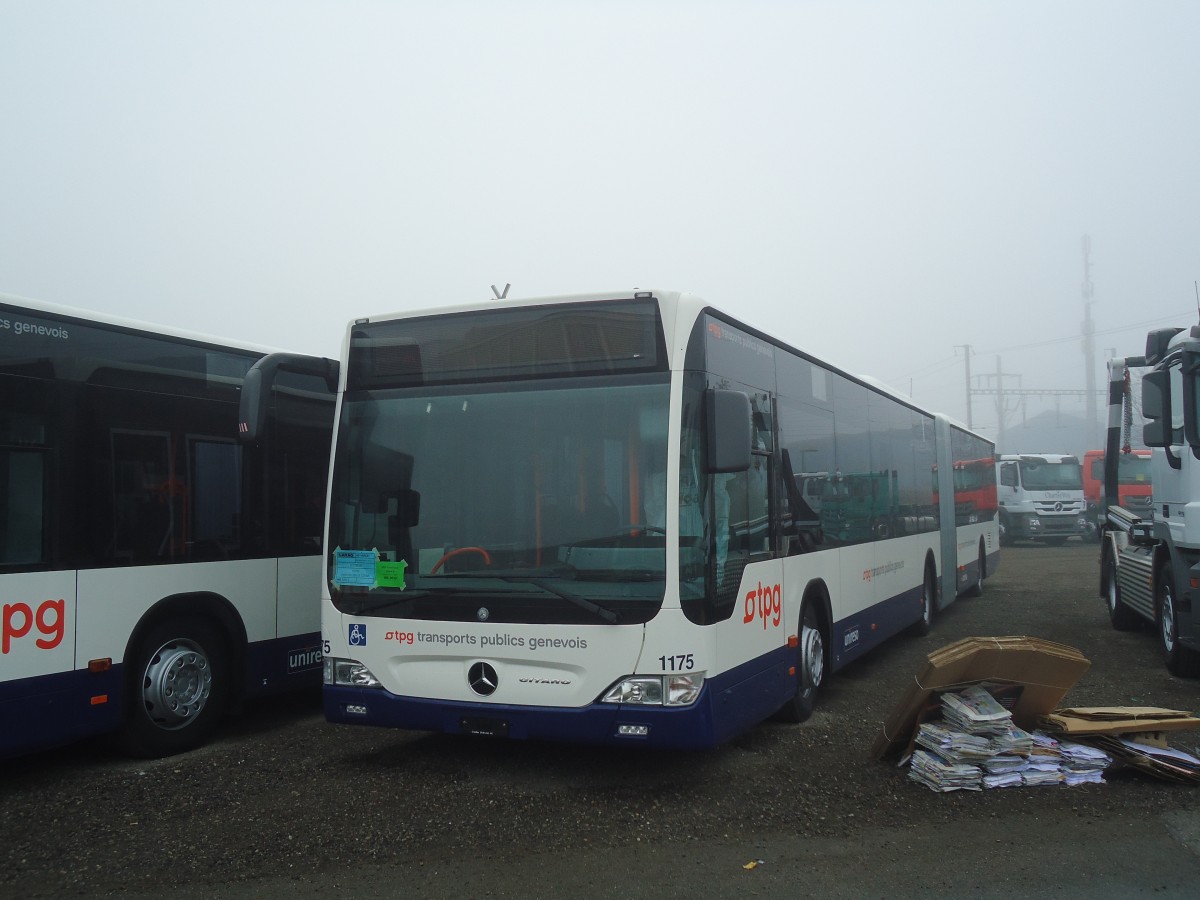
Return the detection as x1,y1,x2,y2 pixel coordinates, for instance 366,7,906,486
3,598,66,653
743,582,782,629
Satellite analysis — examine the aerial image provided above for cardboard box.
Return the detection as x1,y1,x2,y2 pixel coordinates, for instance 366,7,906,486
1040,707,1200,736
871,636,1091,761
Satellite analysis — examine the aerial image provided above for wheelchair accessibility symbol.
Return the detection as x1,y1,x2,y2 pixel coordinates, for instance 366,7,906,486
348,623,367,647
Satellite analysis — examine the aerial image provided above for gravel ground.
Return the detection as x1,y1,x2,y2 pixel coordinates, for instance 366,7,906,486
4,543,1200,898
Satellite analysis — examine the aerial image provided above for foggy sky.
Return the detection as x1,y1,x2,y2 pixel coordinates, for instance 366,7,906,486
2,0,1199,443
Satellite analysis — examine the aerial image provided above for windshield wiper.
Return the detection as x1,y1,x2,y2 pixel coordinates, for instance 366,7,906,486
346,585,527,615
346,577,621,624
577,568,664,582
451,578,624,628
493,575,621,624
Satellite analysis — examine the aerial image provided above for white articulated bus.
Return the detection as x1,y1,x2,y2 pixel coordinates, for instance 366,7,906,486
319,290,999,748
0,293,337,759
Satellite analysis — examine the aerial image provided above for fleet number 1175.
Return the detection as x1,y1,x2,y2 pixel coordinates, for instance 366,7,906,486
659,654,694,671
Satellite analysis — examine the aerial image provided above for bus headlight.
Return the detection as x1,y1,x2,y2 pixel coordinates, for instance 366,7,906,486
601,674,704,707
324,657,382,688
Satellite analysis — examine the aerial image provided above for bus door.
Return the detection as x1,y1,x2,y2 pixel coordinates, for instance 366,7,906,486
1,377,75,684
717,390,785,672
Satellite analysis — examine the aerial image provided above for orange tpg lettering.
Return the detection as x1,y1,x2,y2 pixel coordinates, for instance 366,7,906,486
742,583,782,629
2,599,66,653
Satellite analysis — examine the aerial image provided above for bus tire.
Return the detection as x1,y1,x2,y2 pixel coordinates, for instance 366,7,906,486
1105,549,1139,632
774,600,825,724
964,543,985,598
912,560,937,636
119,617,231,758
1157,563,1200,677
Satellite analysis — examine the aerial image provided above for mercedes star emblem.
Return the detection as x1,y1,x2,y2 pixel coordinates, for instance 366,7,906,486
468,661,499,696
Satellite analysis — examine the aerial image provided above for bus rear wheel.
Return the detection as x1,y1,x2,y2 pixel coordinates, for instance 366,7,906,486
775,600,825,724
912,561,937,635
119,617,231,758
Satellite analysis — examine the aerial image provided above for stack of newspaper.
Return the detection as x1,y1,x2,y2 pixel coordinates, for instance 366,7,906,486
1021,732,1065,785
1058,739,1112,785
909,748,983,792
980,754,1026,789
941,685,1016,735
906,685,1112,792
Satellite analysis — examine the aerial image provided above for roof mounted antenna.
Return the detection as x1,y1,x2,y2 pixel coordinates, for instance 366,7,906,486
491,283,511,300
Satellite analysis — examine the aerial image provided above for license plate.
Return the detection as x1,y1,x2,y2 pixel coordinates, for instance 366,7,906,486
460,716,509,737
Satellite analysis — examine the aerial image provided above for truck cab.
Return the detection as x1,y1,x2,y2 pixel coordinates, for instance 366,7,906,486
1101,325,1200,677
995,453,1089,546
1082,448,1152,539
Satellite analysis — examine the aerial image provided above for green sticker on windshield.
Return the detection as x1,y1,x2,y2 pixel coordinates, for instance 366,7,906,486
376,559,409,590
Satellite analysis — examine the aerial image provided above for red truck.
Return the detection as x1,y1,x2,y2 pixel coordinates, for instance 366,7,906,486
1082,448,1152,538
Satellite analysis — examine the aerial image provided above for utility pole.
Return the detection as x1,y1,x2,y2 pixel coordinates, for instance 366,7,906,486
957,344,973,429
971,355,1102,454
1081,236,1098,446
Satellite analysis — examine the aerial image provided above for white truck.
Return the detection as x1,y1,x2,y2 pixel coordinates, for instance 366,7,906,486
1101,326,1200,677
995,453,1089,545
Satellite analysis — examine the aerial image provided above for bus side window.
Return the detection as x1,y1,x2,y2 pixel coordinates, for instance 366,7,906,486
0,448,46,565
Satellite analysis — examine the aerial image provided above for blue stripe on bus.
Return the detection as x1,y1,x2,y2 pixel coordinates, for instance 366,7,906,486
324,644,801,751
324,573,976,749
0,667,123,759
828,581,926,671
1,633,322,760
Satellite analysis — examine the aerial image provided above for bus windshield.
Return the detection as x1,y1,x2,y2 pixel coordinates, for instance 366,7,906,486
327,375,670,624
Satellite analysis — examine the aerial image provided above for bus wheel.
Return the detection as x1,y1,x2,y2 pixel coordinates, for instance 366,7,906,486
775,601,825,724
120,617,231,758
1105,549,1139,631
912,562,937,635
1157,564,1200,677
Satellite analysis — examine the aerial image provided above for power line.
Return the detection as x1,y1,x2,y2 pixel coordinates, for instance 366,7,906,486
980,310,1194,356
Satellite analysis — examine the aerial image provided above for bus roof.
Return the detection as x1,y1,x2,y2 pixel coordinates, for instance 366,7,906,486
1,290,289,357
344,288,993,445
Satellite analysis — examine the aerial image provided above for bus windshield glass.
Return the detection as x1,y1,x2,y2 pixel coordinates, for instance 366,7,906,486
1019,459,1083,491
327,375,671,625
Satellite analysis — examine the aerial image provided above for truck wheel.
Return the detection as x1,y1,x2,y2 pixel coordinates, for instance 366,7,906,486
774,600,825,723
119,617,231,758
964,544,985,597
1157,564,1200,677
999,514,1013,547
1105,549,1139,631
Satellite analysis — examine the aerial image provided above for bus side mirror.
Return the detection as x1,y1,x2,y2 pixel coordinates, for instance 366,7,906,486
1142,369,1168,448
359,443,417,520
238,352,339,443
394,488,421,528
705,389,752,473
238,365,268,443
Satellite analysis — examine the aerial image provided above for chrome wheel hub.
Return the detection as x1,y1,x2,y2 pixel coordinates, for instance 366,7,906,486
142,639,212,729
801,623,824,690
